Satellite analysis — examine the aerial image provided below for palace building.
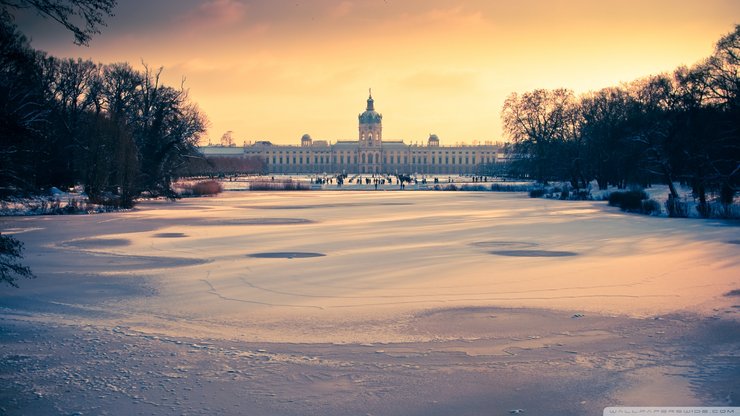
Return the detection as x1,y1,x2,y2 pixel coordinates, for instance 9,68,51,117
200,93,504,175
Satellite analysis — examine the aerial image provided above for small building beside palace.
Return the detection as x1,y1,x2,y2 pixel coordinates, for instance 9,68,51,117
199,93,506,175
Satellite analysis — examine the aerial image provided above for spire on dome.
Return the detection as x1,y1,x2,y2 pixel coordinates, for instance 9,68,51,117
359,90,382,124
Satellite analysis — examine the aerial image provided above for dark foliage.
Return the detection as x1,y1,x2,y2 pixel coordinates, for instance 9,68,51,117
0,233,34,287
489,183,535,192
641,199,661,215
666,196,690,218
608,190,663,215
501,25,740,208
179,155,266,177
608,190,649,211
529,188,546,198
0,16,207,206
1,0,117,45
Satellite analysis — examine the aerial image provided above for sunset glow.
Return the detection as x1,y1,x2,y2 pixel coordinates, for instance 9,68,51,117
15,0,740,145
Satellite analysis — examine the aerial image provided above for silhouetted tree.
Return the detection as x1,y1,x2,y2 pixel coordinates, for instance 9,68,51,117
501,26,739,212
0,233,34,287
703,25,740,205
133,64,208,197
501,88,576,184
1,0,117,194
623,74,682,198
578,87,639,189
178,155,267,177
0,15,47,194
1,0,116,45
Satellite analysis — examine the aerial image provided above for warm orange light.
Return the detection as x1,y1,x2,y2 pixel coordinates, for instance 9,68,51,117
24,0,740,145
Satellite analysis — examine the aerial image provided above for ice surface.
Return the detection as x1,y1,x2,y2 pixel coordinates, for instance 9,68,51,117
1,191,739,415
2,191,738,343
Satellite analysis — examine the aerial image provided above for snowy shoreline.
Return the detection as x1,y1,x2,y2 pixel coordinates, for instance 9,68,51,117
5,176,738,221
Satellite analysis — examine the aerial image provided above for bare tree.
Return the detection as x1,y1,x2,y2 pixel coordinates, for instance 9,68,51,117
0,18,47,193
133,63,208,197
704,25,740,205
1,0,117,45
501,88,576,184
220,130,234,147
579,87,636,189
624,74,682,199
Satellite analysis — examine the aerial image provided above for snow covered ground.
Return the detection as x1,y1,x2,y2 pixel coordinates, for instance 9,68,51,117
1,191,739,415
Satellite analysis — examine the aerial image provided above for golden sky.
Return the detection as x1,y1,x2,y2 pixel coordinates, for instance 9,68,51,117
15,0,740,145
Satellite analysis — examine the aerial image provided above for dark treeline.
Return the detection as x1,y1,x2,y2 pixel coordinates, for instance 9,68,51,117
502,25,740,213
178,156,267,177
0,11,207,207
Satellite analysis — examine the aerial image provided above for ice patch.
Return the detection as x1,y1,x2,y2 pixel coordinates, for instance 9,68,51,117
472,241,539,249
211,218,314,225
247,252,326,259
489,250,578,257
154,232,188,238
62,238,131,248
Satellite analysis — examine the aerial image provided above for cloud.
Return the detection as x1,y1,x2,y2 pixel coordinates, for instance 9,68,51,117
179,0,248,28
399,70,478,91
176,58,232,74
329,1,354,18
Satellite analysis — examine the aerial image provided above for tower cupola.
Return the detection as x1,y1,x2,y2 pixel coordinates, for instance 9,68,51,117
358,89,383,147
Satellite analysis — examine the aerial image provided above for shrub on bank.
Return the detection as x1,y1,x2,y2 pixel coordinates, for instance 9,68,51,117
608,190,648,211
607,189,662,215
191,180,223,196
666,196,690,218
249,179,309,191
490,183,536,192
176,180,223,197
529,188,546,198
641,199,662,215
0,197,117,215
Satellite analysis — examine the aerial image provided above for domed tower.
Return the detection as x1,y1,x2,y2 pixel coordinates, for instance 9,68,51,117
358,90,382,147
428,134,440,147
300,133,312,147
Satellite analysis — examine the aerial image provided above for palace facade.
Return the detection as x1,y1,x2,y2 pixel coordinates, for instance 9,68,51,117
200,94,505,175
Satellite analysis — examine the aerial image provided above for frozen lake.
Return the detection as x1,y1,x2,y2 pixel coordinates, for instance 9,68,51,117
1,191,739,415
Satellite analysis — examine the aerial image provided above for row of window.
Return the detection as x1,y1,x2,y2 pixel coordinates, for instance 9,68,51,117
247,149,496,157
255,155,497,165
246,151,498,166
